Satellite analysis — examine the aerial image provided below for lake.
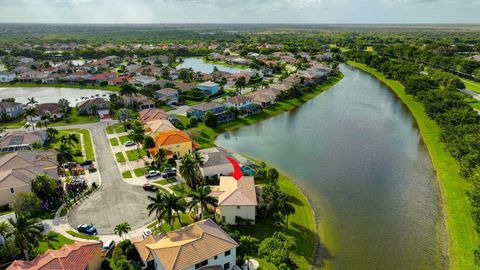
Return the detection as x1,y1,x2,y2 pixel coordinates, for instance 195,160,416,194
0,87,113,105
216,64,446,269
177,57,247,73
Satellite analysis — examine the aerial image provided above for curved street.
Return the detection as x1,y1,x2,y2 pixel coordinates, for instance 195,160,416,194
66,121,153,235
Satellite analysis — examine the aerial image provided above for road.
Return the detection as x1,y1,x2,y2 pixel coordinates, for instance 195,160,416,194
67,121,153,234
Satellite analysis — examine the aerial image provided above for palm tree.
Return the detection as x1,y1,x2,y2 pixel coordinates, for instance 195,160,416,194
31,174,58,203
187,186,218,220
147,192,186,231
129,122,145,159
234,76,247,95
56,143,74,165
192,151,205,167
179,154,202,189
117,108,132,132
46,128,59,140
57,98,70,114
43,231,59,250
23,106,38,131
119,83,138,108
0,221,11,242
114,222,131,240
8,215,42,260
60,134,79,146
153,148,167,169
26,97,38,107
280,202,296,228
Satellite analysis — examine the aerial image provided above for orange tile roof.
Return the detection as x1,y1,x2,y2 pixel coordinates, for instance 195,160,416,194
7,242,102,270
154,131,193,146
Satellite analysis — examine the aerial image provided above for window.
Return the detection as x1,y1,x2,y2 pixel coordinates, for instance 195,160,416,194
223,263,230,270
10,188,14,194
214,255,218,260
195,260,208,269
225,250,231,256
236,206,241,209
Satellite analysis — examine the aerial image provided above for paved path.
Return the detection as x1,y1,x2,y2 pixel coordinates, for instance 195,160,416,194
68,121,154,235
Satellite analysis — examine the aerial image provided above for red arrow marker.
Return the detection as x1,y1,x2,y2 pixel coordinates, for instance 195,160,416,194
225,156,243,181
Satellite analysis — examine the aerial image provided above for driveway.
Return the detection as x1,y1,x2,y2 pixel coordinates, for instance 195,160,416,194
68,121,154,235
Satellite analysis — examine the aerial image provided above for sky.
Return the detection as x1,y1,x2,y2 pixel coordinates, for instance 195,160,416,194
0,0,479,24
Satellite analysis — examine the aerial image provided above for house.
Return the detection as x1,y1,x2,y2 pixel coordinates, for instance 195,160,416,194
155,88,179,105
76,98,109,116
134,75,156,86
7,241,103,270
35,103,64,120
144,119,177,137
0,150,58,206
246,88,281,108
210,176,258,225
0,102,23,119
174,81,197,92
197,81,220,95
107,75,133,86
198,147,233,178
139,108,168,124
87,72,117,85
17,71,44,82
133,219,238,270
225,95,253,110
0,71,15,82
65,71,92,82
121,94,155,111
187,102,225,119
150,130,200,159
0,131,48,152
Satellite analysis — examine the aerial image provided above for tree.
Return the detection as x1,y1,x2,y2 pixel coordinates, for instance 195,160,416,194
7,215,42,260
187,116,198,128
153,148,167,170
203,111,217,127
23,106,38,131
117,108,132,132
114,222,132,240
31,174,58,203
26,97,38,107
9,192,41,217
144,136,156,149
42,231,59,250
237,235,259,260
57,98,70,113
179,154,202,189
267,168,279,183
279,202,295,228
119,83,138,108
258,232,297,265
234,76,247,95
147,192,186,231
56,143,75,165
46,128,59,140
129,121,146,159
187,186,218,219
0,221,11,242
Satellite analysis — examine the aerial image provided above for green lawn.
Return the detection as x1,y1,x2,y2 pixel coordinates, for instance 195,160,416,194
115,152,126,163
119,135,132,144
461,78,480,95
155,177,177,185
190,75,344,148
176,114,189,127
147,212,192,234
122,170,132,179
0,82,120,91
170,183,191,196
109,137,119,146
0,118,25,128
125,149,146,161
49,108,99,126
349,61,478,270
57,129,95,161
66,230,99,240
159,104,174,112
133,167,146,177
50,131,83,163
35,232,74,254
106,123,125,134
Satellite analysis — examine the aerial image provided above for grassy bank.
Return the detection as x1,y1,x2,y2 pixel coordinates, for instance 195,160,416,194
191,74,344,148
348,61,478,270
0,82,120,91
200,56,249,69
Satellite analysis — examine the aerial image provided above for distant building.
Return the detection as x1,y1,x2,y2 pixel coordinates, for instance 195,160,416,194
187,102,225,119
121,94,155,111
139,108,168,124
0,102,23,119
0,130,48,152
76,98,109,117
155,88,179,105
0,71,16,82
197,81,220,95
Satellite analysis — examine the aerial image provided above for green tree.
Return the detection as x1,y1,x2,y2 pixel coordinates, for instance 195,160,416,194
279,202,295,228
258,232,297,265
203,111,217,127
42,231,60,250
187,116,198,128
267,168,280,183
119,83,138,108
117,108,132,132
187,186,218,219
0,221,11,241
147,192,186,231
114,222,132,240
23,106,38,131
153,148,167,170
7,215,42,260
129,121,146,159
9,192,41,217
31,174,58,203
179,154,202,189
56,143,75,165
144,135,156,149
60,133,79,146
57,98,70,113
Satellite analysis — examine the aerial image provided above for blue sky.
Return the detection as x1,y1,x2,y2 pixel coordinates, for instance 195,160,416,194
0,0,479,24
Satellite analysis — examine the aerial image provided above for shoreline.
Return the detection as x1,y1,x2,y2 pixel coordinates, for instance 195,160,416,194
0,82,120,91
348,61,477,270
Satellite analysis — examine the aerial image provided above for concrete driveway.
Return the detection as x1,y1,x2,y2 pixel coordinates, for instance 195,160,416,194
67,121,154,235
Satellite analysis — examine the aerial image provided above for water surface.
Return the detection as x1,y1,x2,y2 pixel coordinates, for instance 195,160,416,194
216,64,446,269
177,57,247,73
0,87,113,105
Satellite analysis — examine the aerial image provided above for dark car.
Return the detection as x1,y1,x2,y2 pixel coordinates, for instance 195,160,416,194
143,184,158,192
81,160,94,167
77,223,97,235
161,169,177,178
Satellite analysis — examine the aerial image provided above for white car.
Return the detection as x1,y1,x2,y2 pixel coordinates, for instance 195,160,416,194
143,228,153,238
124,141,135,147
146,170,161,178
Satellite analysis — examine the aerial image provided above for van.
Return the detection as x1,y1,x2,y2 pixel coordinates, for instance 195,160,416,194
101,240,115,256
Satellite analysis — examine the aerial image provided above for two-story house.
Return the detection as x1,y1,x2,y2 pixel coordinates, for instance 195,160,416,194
0,102,23,119
150,130,200,159
197,81,220,95
0,71,16,82
155,88,179,105
187,102,225,119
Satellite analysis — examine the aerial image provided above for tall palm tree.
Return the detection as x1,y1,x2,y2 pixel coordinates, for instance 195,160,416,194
179,154,202,189
60,134,79,146
43,231,59,250
187,186,218,220
153,148,167,169
57,98,70,114
192,151,205,167
23,106,38,131
31,174,58,203
114,222,131,240
129,122,145,159
56,143,74,165
119,83,138,108
46,128,59,140
117,108,132,132
26,97,38,107
8,215,42,261
0,221,11,241
280,202,296,228
147,192,186,231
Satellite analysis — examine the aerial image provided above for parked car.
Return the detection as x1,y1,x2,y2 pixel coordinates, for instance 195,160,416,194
124,141,135,147
146,170,161,178
61,162,77,169
161,168,177,178
143,184,158,192
143,228,153,238
81,160,94,168
77,223,97,235
101,240,115,256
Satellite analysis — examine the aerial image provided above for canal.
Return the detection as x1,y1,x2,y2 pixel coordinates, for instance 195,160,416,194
216,64,446,269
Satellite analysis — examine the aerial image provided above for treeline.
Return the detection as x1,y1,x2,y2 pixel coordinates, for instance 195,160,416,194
347,51,480,262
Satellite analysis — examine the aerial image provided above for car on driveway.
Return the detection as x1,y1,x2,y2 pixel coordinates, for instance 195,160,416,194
124,141,135,147
143,184,158,192
146,170,161,178
77,223,97,235
143,228,153,238
161,168,177,178
101,240,115,256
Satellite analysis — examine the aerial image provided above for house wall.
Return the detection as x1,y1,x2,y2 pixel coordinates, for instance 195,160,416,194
159,141,193,159
87,249,104,270
198,85,220,95
0,183,31,206
152,248,237,270
219,205,256,225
